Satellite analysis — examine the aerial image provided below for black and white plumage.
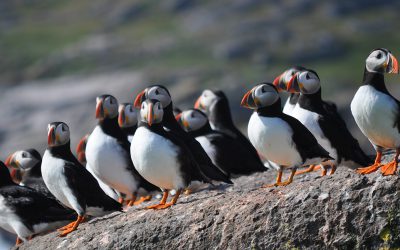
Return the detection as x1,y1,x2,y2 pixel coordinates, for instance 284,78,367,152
272,66,306,115
194,89,264,165
351,48,400,175
177,109,267,176
0,161,75,244
85,95,157,206
118,103,138,143
131,100,216,209
241,83,333,187
41,122,122,237
134,85,232,185
275,68,372,174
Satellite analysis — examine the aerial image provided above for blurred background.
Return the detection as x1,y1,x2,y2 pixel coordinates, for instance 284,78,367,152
0,0,399,248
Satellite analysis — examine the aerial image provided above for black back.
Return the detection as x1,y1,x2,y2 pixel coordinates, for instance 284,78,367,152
49,142,122,214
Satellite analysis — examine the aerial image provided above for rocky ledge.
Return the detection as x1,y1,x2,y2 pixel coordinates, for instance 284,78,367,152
15,160,400,249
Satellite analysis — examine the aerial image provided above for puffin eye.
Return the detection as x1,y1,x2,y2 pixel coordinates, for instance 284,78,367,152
155,89,159,95
22,152,27,158
306,74,310,80
61,125,65,132
376,53,382,59
261,87,266,93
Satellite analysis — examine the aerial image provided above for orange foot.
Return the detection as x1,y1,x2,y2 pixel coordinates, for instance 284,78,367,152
59,216,84,237
356,163,382,175
295,165,317,175
262,180,292,188
381,161,398,176
184,189,192,195
133,195,152,205
152,202,175,210
147,203,166,209
57,221,76,232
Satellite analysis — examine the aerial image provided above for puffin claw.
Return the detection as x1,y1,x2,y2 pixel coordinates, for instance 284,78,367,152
381,161,398,176
356,163,382,174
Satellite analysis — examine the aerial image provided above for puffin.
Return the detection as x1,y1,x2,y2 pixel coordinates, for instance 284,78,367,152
351,48,399,175
0,161,76,245
241,83,333,187
272,66,306,115
85,95,156,206
274,68,371,175
118,103,138,143
131,99,217,209
41,122,122,236
134,85,232,185
176,109,267,176
5,149,65,200
193,89,264,167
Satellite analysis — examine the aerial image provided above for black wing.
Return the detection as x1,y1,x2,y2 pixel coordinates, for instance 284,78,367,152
280,114,333,162
318,101,372,166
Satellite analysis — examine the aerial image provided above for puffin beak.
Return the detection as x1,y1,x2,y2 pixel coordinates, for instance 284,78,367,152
287,73,300,93
76,136,87,156
134,90,145,108
10,169,20,184
77,152,86,164
175,113,182,121
147,103,154,126
240,89,257,109
5,153,16,168
95,100,104,119
389,54,399,74
272,73,285,92
194,96,203,109
48,127,55,146
118,108,126,127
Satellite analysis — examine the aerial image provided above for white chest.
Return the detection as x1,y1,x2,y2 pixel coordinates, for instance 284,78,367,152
131,127,185,190
247,113,302,167
351,85,400,148
282,98,295,115
195,136,217,162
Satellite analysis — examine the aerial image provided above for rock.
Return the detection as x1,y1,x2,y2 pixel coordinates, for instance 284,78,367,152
15,162,400,249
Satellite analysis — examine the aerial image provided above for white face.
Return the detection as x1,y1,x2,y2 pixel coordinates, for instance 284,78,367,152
181,110,208,131
366,49,389,73
197,90,218,112
118,104,138,128
47,122,70,147
8,150,40,171
252,84,280,107
96,95,118,119
140,101,164,125
146,86,171,108
296,71,320,94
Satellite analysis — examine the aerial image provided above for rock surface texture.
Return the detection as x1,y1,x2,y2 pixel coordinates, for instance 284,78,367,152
15,159,400,249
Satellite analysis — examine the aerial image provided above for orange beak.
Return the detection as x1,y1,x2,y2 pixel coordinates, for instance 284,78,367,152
147,103,154,126
241,89,256,109
390,54,399,74
48,127,55,146
194,96,203,109
118,108,126,127
134,90,145,108
175,113,182,121
272,73,285,92
10,169,20,184
77,152,86,165
95,99,104,119
287,73,300,93
5,153,15,168
76,135,88,156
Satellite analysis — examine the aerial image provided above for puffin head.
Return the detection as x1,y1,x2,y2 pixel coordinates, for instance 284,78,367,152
47,122,70,147
95,95,119,120
5,149,41,173
140,99,164,126
286,69,321,94
76,134,90,164
366,48,398,74
118,103,138,128
241,83,280,109
176,109,208,132
134,85,172,110
272,66,306,92
194,89,220,113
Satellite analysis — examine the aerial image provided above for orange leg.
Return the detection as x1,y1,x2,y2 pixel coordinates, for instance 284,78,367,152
127,194,137,207
357,151,382,174
155,189,182,209
15,237,22,246
133,195,152,205
118,197,124,204
262,169,283,188
321,167,328,176
329,165,337,175
147,191,168,209
59,215,84,237
381,149,399,176
278,169,296,186
295,165,317,175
